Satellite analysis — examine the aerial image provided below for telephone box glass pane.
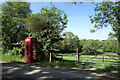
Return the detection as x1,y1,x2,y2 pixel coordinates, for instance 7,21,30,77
32,42,36,59
26,42,29,59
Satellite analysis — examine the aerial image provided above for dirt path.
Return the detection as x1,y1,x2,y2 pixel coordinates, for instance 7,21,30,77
1,61,119,80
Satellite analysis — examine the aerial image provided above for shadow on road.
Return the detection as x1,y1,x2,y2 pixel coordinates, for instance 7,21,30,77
1,63,116,80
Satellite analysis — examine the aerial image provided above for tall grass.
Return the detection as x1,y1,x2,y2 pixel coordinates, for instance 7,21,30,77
2,53,24,63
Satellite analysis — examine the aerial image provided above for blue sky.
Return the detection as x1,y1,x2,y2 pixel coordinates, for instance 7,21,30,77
30,2,112,40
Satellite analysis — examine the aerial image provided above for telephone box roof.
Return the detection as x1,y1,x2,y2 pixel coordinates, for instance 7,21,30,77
25,37,35,41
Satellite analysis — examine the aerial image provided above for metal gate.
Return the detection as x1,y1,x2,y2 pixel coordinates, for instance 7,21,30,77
79,52,119,68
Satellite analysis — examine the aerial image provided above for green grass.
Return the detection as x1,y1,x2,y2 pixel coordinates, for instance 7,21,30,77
57,53,119,71
2,52,119,72
2,53,24,63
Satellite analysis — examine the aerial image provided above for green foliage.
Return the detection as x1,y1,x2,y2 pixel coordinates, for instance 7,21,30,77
101,38,117,52
1,2,119,65
26,3,68,60
81,39,100,54
79,38,117,54
63,32,75,52
1,2,31,53
89,2,120,54
2,52,24,62
102,64,119,72
26,13,47,35
11,46,24,55
54,32,82,53
103,47,111,52
55,36,117,54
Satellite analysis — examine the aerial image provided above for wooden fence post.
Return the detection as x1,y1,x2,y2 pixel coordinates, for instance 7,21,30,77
118,54,120,77
76,48,79,64
102,53,104,68
49,52,52,63
61,53,63,62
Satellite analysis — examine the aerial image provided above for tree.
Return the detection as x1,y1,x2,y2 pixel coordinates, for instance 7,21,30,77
72,35,81,51
1,2,31,53
89,1,120,76
82,39,100,54
102,38,117,52
62,32,82,52
26,3,68,60
63,32,74,52
89,1,120,54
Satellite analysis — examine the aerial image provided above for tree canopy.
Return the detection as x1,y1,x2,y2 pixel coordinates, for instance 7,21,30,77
89,1,120,54
1,2,31,53
26,3,68,59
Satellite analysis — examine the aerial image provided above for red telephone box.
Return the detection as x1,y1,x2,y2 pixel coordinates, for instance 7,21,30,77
24,37,37,62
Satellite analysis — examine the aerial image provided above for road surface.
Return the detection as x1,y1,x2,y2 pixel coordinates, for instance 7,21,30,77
1,62,112,80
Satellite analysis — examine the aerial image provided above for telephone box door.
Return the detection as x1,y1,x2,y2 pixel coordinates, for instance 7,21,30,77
24,37,37,62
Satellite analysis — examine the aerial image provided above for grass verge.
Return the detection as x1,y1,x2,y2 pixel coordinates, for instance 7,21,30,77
2,53,24,63
2,53,119,72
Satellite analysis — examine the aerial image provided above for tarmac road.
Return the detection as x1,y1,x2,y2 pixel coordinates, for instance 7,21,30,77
1,61,112,80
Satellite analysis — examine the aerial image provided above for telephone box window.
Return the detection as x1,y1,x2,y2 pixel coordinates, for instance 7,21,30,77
26,42,29,60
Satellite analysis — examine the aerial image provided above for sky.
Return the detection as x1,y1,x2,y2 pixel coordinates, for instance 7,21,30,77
0,1,112,40
0,1,113,40
30,2,112,40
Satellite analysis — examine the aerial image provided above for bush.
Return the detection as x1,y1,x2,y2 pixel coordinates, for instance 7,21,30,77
80,51,99,55
112,46,117,53
102,47,111,52
11,46,24,55
102,46,117,53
